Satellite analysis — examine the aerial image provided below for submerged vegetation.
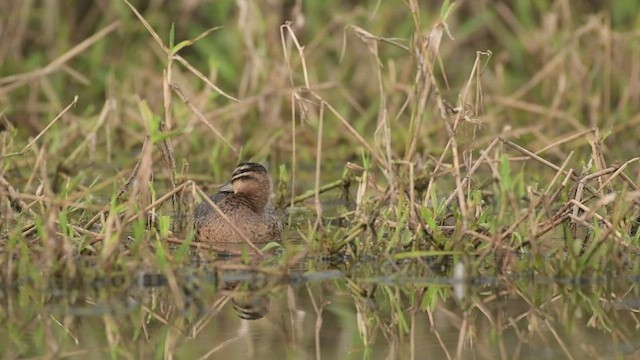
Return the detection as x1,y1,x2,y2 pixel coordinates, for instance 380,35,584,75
1,0,640,358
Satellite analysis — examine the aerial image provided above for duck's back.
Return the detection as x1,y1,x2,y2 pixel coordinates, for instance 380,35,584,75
195,193,282,243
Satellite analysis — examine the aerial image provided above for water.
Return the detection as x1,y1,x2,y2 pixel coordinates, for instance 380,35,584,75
2,258,639,359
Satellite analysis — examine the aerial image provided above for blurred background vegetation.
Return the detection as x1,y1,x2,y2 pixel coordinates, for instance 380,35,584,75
1,0,639,207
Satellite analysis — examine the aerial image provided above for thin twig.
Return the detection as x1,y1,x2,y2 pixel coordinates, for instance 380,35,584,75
1,96,78,159
0,22,120,92
291,179,346,204
171,83,237,153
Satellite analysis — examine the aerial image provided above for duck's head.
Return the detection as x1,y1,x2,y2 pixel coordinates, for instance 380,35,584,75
230,162,272,210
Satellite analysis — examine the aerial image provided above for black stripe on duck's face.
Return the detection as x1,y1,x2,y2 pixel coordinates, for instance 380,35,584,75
231,162,267,181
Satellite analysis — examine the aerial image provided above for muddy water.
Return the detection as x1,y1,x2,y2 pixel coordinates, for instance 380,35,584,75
1,262,639,359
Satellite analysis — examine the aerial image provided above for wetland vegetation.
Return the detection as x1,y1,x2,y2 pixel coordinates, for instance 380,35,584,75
1,0,640,358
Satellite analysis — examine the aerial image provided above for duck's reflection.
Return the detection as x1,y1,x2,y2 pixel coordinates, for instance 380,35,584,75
229,288,271,320
137,246,282,321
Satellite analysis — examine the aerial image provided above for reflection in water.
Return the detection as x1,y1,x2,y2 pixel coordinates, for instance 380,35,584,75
231,292,271,321
1,262,639,359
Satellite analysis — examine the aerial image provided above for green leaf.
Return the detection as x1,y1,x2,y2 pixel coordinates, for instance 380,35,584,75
392,250,463,260
151,128,184,143
169,23,175,49
158,215,171,238
170,26,223,55
175,231,195,261
261,241,284,253
171,40,193,55
500,154,512,192
440,0,457,20
154,239,169,268
421,286,442,311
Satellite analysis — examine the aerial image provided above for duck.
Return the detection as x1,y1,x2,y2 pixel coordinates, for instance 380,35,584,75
194,162,282,244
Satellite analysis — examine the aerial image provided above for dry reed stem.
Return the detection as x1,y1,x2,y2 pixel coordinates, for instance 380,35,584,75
1,96,78,160
291,178,346,205
188,298,226,337
158,252,186,312
499,153,574,242
359,25,397,204
63,99,114,166
426,310,453,360
288,91,298,223
194,185,264,256
170,83,237,152
280,22,311,89
407,161,416,221
543,152,575,196
303,283,326,360
159,68,177,193
122,0,237,102
313,103,324,232
119,128,152,218
196,337,242,360
424,86,481,223
500,137,573,179
309,91,390,173
571,166,625,223
7,192,105,212
524,152,576,244
84,136,152,229
0,174,33,216
499,137,604,199
403,28,435,162
618,171,639,191
280,23,323,228
543,318,576,360
535,212,571,239
163,67,173,130
597,157,640,192
280,21,391,174
333,223,366,251
531,128,594,158
492,96,587,132
569,199,623,239
83,139,181,252
544,169,575,209
24,145,46,192
342,25,411,61
423,137,453,207
0,22,120,93
173,56,239,102
99,199,123,263
498,49,566,104
455,313,468,360
407,3,454,161
124,181,192,225
441,137,499,210
590,128,609,193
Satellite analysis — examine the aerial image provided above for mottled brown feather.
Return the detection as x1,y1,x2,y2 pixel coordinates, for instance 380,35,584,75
194,163,282,243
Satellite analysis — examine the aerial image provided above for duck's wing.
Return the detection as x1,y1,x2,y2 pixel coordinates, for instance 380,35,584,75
194,182,234,221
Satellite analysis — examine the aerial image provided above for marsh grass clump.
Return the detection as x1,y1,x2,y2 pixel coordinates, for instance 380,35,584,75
0,0,639,290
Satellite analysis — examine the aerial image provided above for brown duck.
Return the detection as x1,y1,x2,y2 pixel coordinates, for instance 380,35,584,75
195,162,282,243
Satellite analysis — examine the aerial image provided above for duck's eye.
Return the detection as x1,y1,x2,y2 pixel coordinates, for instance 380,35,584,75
232,172,256,182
